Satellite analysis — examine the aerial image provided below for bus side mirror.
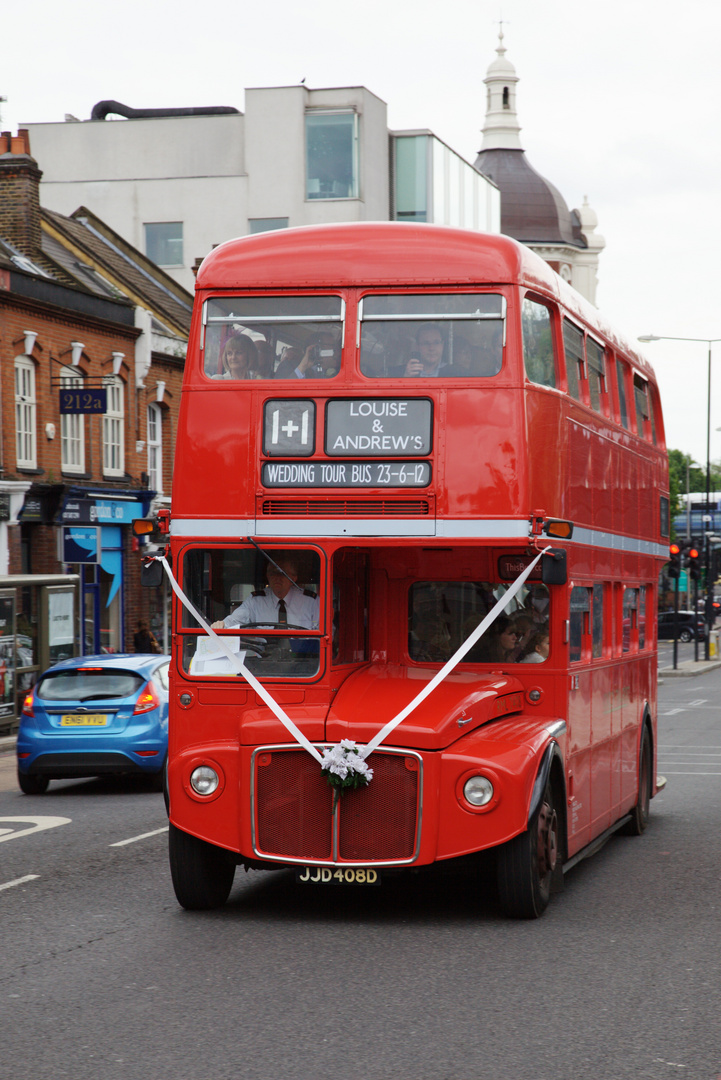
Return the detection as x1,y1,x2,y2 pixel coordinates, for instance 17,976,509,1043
542,548,567,585
141,558,164,588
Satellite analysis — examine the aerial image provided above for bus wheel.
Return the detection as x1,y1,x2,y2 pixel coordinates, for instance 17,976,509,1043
17,769,49,795
168,823,236,910
621,727,651,836
497,782,557,919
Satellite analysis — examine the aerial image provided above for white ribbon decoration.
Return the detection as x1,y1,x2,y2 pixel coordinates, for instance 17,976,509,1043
155,545,549,767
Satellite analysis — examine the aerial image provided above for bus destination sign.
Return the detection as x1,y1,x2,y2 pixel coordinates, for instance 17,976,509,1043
262,460,431,488
325,399,432,457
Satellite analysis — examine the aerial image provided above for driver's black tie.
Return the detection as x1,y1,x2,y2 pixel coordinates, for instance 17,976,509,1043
278,598,287,625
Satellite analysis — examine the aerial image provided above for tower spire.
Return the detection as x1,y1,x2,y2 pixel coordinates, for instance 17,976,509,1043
480,28,522,152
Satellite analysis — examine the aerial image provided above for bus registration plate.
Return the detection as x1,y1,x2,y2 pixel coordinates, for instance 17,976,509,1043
296,867,381,885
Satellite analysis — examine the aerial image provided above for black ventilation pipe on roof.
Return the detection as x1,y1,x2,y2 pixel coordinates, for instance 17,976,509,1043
90,100,240,120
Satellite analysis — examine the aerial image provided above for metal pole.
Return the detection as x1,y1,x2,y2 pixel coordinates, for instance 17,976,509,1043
705,343,712,660
673,571,679,671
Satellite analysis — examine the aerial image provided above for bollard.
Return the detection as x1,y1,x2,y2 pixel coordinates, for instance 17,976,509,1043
711,631,719,658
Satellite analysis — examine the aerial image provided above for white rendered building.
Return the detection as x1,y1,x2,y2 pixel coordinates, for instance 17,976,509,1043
24,87,500,291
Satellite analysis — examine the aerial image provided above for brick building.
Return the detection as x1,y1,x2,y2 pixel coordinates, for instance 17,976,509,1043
0,130,191,728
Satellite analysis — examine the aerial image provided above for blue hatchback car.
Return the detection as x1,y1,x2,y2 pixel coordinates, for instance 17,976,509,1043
16,653,170,795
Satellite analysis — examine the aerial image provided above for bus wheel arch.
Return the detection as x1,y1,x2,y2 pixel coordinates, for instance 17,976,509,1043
496,742,565,919
621,714,653,837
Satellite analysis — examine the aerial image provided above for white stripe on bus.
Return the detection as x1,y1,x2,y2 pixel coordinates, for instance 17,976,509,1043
170,517,669,556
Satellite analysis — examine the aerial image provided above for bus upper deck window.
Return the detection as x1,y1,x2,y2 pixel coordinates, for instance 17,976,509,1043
562,320,585,401
521,298,556,388
359,293,505,379
202,295,344,381
586,338,607,413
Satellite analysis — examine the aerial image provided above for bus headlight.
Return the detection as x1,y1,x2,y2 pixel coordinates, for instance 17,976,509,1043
190,766,219,796
463,775,494,807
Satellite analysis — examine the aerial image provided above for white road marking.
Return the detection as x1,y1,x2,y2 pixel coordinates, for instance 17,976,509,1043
0,875,39,892
662,709,685,715
0,817,71,844
110,826,169,848
660,771,721,776
687,699,708,707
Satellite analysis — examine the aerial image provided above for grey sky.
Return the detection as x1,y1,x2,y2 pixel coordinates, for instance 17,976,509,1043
3,0,719,463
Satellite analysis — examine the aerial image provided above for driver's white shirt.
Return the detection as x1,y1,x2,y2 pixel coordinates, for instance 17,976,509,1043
224,587,319,630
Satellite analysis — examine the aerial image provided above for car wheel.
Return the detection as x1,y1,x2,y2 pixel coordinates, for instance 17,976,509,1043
168,823,236,910
149,754,167,794
621,726,652,836
679,629,692,643
497,780,558,918
17,769,49,795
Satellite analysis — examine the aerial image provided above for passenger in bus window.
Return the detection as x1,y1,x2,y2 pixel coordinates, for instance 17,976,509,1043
249,337,274,379
520,630,549,663
211,556,319,630
212,333,256,380
467,615,520,662
274,334,339,379
396,325,447,378
409,618,451,662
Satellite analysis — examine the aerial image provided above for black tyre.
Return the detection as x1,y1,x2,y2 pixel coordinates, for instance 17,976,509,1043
621,726,651,836
168,823,235,910
17,769,49,795
679,628,692,643
497,781,558,919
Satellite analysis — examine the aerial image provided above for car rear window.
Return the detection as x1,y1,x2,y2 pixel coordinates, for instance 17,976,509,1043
36,669,146,702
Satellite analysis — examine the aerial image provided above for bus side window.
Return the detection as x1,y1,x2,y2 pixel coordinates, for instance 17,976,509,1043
569,586,590,662
521,298,556,388
638,585,647,650
562,320,585,402
615,357,630,429
622,588,638,653
634,373,650,439
592,583,604,658
586,338,607,414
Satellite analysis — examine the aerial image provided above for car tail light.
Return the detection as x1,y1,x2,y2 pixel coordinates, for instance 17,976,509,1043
21,691,34,718
133,681,160,715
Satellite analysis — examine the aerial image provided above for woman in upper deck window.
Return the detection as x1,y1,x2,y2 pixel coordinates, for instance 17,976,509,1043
212,333,257,380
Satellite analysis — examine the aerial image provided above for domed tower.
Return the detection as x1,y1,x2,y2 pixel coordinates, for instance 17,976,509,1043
474,31,605,305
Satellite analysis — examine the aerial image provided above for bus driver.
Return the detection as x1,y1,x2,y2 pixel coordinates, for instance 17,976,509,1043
211,556,319,630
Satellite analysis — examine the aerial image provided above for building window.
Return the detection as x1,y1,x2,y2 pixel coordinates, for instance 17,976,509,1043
306,110,359,200
248,218,289,234
103,376,124,476
393,134,429,222
147,403,163,493
145,222,183,267
14,356,36,468
60,366,85,474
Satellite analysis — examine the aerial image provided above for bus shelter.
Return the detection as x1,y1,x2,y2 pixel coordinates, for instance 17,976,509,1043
0,574,80,736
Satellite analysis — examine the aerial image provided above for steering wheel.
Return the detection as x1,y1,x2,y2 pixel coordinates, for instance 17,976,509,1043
239,621,311,630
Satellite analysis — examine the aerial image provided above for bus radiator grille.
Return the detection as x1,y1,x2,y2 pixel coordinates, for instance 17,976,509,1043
254,750,419,863
255,750,333,860
260,498,431,517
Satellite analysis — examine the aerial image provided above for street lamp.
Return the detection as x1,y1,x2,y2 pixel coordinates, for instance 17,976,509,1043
638,334,721,659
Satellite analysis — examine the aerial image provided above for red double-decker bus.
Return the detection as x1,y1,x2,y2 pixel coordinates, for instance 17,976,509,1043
155,222,669,918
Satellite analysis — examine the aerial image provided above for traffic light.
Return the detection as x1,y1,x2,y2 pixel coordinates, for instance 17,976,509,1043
688,547,701,582
668,543,681,579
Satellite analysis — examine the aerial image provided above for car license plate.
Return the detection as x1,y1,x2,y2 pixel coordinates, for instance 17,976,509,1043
296,867,380,885
60,714,108,726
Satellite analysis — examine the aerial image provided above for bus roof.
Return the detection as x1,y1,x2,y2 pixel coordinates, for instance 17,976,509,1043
196,222,656,382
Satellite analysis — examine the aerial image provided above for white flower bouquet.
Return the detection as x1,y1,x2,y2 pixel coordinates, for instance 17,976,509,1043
320,739,374,793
